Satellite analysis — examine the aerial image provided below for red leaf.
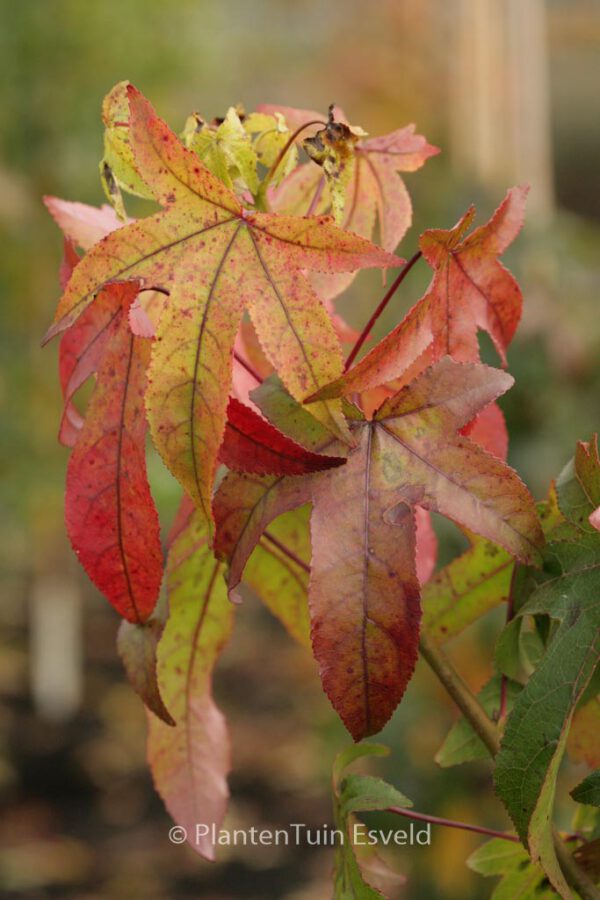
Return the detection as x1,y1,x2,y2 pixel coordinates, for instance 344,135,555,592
308,188,528,405
220,397,346,476
65,281,162,623
461,402,508,461
44,195,124,250
420,186,528,365
147,503,233,860
415,506,438,584
58,282,124,447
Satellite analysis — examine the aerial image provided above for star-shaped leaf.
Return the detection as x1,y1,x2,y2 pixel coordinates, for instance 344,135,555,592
264,103,438,302
310,187,528,405
43,86,399,533
215,359,542,740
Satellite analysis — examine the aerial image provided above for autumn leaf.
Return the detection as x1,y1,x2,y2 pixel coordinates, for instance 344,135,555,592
265,103,438,302
147,500,233,861
303,106,365,225
99,80,154,218
57,261,125,447
43,85,399,534
308,359,541,739
219,396,346,476
310,187,528,405
213,373,343,603
263,103,438,250
117,604,175,727
244,111,298,187
494,437,600,895
183,106,259,194
65,281,162,623
216,360,542,740
44,195,123,250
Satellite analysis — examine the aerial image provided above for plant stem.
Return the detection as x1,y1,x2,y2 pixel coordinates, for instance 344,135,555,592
263,531,310,573
306,175,325,216
419,632,500,756
232,350,263,384
257,118,326,204
238,528,597,894
499,564,518,720
344,250,422,371
387,805,520,843
419,631,600,900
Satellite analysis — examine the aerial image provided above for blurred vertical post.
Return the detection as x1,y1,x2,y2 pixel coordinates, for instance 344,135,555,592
451,0,554,223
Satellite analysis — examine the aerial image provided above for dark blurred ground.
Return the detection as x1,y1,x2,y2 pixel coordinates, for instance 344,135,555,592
1,1,599,897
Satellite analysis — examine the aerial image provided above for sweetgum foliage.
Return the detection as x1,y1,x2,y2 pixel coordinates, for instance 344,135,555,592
42,86,597,900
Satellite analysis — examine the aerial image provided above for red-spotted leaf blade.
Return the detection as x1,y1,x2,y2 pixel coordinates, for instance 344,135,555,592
65,281,162,623
44,86,398,536
220,397,346,476
147,503,233,861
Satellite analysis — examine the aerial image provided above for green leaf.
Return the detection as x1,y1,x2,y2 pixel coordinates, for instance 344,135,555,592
422,533,513,644
333,743,390,786
467,838,557,899
495,437,600,895
185,107,259,194
571,772,600,807
436,676,521,767
332,744,408,899
243,505,311,648
244,111,298,187
339,774,412,817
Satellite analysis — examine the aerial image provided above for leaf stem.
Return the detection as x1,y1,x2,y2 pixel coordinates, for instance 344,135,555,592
263,530,310,573
306,175,326,216
419,632,500,755
344,250,422,371
418,631,600,900
258,118,327,198
387,805,520,843
233,350,263,385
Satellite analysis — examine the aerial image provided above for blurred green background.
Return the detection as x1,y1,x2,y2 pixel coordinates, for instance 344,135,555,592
1,1,599,897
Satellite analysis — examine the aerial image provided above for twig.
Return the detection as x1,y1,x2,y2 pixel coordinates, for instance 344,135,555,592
259,118,326,195
387,805,520,843
233,350,263,385
344,251,422,371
